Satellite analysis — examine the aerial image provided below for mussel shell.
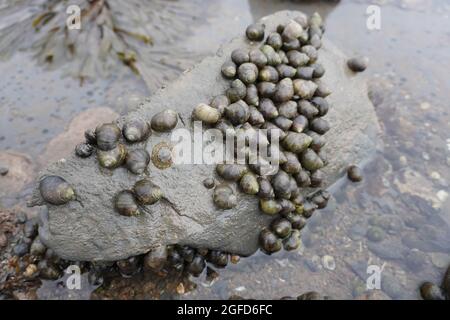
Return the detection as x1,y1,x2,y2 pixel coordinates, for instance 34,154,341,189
246,23,265,41
282,132,313,154
125,148,150,174
283,229,301,251
221,60,237,78
239,172,259,195
213,184,237,210
192,103,221,124
39,176,75,205
95,123,121,151
115,190,140,216
231,48,250,65
97,143,127,169
237,63,259,85
75,143,94,158
300,148,324,171
259,229,282,253
186,254,206,277
260,199,282,215
271,218,292,238
133,179,163,205
151,110,178,132
225,100,250,125
249,49,268,68
123,119,150,143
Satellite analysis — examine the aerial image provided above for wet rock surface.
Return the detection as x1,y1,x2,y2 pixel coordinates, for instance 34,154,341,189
32,11,379,262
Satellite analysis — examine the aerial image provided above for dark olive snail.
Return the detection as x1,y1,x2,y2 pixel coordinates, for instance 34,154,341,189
39,175,75,205
114,190,140,217
133,179,162,205
192,103,221,124
347,165,363,182
97,143,127,169
246,23,265,41
95,123,121,151
143,246,168,272
259,229,282,254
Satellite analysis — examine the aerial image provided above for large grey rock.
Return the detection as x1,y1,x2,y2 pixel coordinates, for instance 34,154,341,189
30,11,380,262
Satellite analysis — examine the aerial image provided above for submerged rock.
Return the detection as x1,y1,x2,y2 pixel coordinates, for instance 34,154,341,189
30,11,380,261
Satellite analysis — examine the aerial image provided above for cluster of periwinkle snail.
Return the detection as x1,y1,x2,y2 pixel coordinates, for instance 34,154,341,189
38,109,180,216
192,13,331,255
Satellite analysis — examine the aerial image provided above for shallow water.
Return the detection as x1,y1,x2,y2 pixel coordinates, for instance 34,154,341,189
0,0,449,300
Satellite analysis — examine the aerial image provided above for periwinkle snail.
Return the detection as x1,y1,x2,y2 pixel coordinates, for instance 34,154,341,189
95,123,121,151
133,179,163,205
122,119,151,143
39,176,75,205
115,190,140,217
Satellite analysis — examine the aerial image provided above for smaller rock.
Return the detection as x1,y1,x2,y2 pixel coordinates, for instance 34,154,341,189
322,255,336,270
0,166,8,176
366,226,386,242
347,57,369,72
13,242,29,257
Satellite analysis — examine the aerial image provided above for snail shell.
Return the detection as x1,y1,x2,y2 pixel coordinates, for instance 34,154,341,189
225,100,250,125
151,110,178,132
114,190,140,216
125,148,150,174
300,148,324,171
186,254,206,277
151,142,173,169
95,123,121,151
123,119,151,143
239,172,259,195
231,48,249,65
259,229,282,253
237,62,259,85
143,246,168,272
266,32,282,50
192,103,221,124
133,179,163,205
75,143,94,158
216,164,248,182
39,176,75,205
260,199,282,215
97,143,127,169
213,184,237,210
282,132,313,154
283,229,301,251
221,60,237,79
246,23,265,41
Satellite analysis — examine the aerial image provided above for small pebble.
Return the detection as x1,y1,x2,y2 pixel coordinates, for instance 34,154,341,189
347,165,363,182
419,102,431,110
322,255,336,271
203,178,215,189
347,57,369,72
436,190,448,203
0,166,8,176
176,282,185,295
430,171,441,180
13,242,29,257
230,255,240,264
